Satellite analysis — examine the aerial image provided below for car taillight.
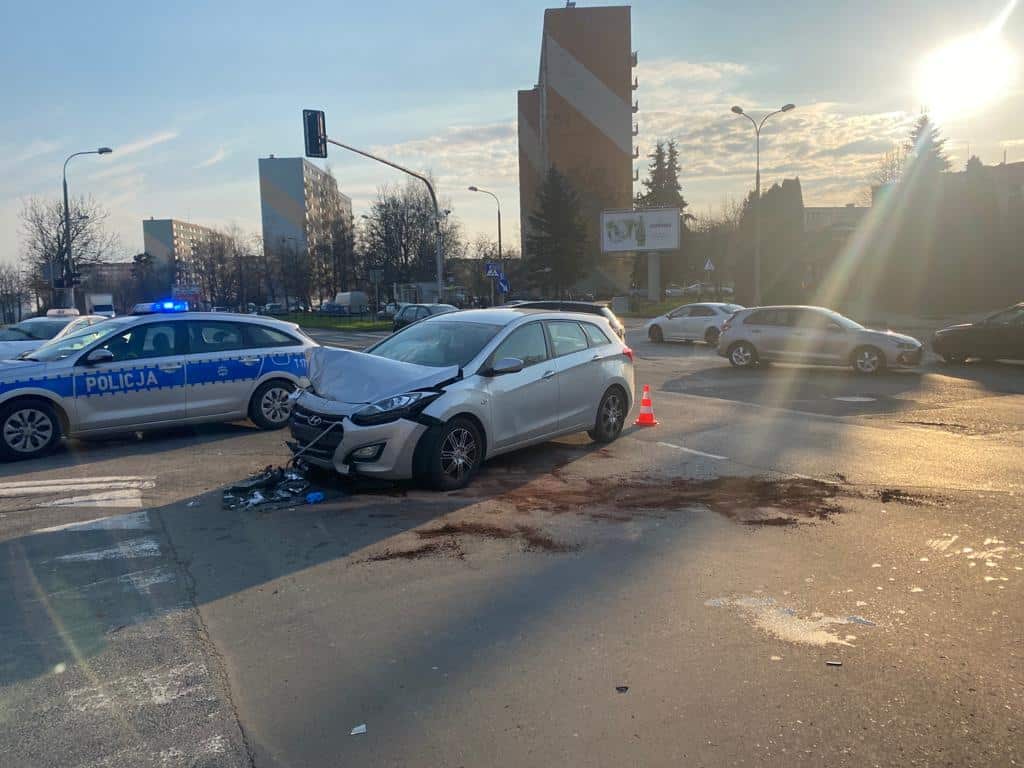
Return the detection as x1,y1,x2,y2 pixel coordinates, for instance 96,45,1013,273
622,346,634,363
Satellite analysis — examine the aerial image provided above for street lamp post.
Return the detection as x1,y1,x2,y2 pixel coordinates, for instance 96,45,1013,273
468,185,502,305
62,147,112,308
730,104,794,306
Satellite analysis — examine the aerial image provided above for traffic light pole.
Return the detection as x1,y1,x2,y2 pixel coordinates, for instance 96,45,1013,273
325,138,444,302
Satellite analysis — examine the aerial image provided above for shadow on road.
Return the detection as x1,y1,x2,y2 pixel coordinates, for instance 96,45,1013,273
0,437,619,688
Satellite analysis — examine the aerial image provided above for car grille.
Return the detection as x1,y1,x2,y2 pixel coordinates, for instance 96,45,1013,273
289,405,345,462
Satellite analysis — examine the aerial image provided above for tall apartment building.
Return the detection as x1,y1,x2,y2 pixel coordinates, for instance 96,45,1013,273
258,156,353,269
141,217,219,287
518,4,636,290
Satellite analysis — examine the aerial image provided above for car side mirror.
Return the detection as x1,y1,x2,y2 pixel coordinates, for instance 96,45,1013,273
85,348,114,365
488,357,524,376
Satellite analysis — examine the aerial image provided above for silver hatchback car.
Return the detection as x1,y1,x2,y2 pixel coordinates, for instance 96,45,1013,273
717,306,924,374
289,308,636,490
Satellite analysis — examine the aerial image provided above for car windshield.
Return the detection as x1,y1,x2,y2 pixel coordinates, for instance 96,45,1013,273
1,319,67,341
370,320,502,368
24,317,133,362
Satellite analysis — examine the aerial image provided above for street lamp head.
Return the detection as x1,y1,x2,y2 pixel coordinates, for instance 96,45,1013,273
467,185,479,192
781,104,795,112
731,105,744,115
97,147,113,154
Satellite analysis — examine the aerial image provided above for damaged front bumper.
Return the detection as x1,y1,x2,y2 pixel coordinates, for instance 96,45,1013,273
288,392,427,480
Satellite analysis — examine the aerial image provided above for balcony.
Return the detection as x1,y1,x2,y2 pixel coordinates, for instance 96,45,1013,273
631,100,639,114
631,51,638,67
632,123,639,137
633,169,639,182
632,76,638,91
632,147,640,159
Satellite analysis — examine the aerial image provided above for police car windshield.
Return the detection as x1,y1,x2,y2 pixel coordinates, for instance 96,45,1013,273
25,317,134,362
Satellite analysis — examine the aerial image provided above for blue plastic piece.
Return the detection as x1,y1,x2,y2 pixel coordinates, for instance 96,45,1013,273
305,491,325,504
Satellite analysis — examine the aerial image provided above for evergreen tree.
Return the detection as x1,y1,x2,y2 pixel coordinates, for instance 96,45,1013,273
524,168,588,298
635,140,688,210
905,112,950,175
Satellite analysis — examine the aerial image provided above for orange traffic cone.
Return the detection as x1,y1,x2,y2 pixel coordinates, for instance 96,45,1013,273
634,384,658,426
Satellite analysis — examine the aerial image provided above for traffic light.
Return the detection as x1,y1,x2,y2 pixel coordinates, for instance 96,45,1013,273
303,109,327,159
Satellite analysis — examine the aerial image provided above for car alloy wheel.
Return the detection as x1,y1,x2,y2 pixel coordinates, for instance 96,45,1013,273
3,407,54,455
261,386,292,425
853,347,884,374
729,342,756,368
439,426,479,484
590,388,626,443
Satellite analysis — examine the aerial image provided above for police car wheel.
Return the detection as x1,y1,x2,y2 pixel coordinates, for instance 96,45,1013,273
0,401,62,460
249,380,294,430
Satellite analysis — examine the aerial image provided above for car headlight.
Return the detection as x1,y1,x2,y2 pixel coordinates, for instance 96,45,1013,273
351,391,440,426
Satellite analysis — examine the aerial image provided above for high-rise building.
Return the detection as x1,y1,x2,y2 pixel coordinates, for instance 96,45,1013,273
141,217,219,287
518,3,636,290
258,156,353,271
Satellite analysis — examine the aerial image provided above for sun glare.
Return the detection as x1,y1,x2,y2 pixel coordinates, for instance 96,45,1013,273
915,5,1019,121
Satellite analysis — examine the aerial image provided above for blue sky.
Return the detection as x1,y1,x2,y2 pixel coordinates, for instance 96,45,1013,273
2,0,1021,263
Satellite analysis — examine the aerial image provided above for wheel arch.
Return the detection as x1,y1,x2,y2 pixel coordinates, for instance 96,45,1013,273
0,391,71,434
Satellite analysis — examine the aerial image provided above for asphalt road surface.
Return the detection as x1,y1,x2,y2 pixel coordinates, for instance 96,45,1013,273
1,325,1021,767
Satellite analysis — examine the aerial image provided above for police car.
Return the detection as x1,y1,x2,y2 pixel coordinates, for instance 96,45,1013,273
0,307,316,461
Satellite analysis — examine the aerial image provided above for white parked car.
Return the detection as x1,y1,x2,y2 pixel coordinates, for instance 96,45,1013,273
289,308,635,490
644,303,745,345
0,315,108,361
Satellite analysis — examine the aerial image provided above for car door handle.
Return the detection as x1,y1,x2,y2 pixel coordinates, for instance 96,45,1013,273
591,353,601,360
159,363,183,371
240,356,261,364
542,369,556,379
751,329,761,334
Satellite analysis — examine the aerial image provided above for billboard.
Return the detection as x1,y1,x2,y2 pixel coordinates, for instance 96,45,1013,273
601,208,680,253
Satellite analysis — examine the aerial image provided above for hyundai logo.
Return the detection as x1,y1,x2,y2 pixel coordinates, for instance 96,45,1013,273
307,415,323,427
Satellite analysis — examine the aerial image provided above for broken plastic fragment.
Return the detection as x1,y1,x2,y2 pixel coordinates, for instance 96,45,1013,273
350,724,367,735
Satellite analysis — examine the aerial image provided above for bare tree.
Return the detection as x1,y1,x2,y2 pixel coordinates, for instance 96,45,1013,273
18,195,120,303
0,264,29,323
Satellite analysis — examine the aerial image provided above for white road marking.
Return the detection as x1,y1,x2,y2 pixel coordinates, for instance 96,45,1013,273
657,441,728,461
40,489,146,509
54,537,161,562
0,476,154,491
34,511,151,534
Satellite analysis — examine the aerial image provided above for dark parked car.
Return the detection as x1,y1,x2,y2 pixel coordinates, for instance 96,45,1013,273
392,303,458,331
514,301,626,339
319,302,346,316
932,303,1024,363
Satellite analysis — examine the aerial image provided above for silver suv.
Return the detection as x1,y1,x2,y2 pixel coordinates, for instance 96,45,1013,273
717,306,923,374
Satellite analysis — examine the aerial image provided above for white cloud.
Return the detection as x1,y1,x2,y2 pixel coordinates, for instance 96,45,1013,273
113,130,178,158
195,147,228,169
8,139,63,166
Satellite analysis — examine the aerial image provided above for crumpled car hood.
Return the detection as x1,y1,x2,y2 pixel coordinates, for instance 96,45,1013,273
306,346,459,405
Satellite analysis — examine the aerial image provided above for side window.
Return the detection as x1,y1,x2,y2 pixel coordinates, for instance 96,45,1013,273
414,307,429,320
546,321,589,357
491,323,549,367
582,323,612,346
243,324,300,348
96,322,181,363
744,310,774,325
690,306,715,318
188,321,246,354
668,307,690,319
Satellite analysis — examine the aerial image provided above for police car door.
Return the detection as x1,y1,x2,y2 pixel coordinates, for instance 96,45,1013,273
185,319,260,418
73,320,188,431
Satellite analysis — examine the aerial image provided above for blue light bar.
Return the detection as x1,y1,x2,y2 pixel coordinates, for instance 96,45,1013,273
131,300,190,315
